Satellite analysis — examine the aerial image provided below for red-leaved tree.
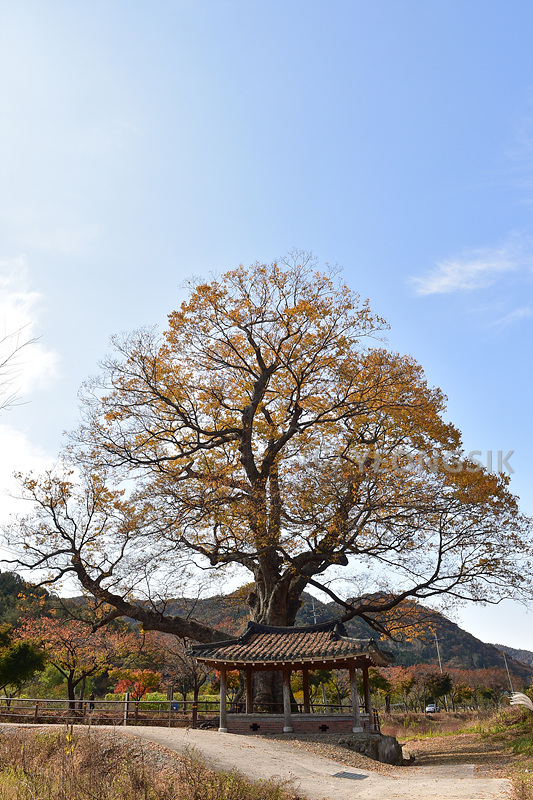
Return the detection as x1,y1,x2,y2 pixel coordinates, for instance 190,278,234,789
18,616,123,710
110,668,161,700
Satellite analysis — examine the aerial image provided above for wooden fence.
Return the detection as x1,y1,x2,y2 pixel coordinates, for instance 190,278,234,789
0,697,369,728
0,697,215,728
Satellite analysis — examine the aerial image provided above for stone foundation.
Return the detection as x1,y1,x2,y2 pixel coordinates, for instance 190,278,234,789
225,713,373,735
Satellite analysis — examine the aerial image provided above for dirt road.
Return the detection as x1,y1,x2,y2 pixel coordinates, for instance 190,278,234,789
118,726,511,800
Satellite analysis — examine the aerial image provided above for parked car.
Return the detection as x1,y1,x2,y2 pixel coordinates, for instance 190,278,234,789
425,703,440,713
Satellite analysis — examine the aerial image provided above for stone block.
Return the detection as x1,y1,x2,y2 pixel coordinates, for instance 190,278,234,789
338,732,403,765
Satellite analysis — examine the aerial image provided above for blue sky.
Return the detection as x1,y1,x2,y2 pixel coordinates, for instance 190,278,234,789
0,0,532,650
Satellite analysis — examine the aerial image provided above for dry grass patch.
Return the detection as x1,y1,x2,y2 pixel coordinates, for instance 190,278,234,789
467,708,533,800
0,726,303,800
380,710,484,740
383,707,533,798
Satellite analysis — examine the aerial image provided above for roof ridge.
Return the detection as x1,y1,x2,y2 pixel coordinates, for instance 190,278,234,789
246,618,343,635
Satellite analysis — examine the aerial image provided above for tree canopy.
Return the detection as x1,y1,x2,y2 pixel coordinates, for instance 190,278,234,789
5,256,532,642
0,624,46,697
17,616,125,708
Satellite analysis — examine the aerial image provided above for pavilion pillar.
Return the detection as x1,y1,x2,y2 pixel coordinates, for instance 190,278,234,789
302,668,311,714
282,668,293,733
219,666,228,732
349,663,363,733
362,664,373,729
245,669,253,714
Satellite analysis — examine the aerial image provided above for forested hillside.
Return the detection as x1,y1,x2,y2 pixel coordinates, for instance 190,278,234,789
496,644,533,668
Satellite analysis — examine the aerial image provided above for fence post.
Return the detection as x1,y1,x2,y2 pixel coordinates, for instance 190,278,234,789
134,702,139,725
123,692,130,726
192,701,197,729
33,702,39,723
373,709,380,732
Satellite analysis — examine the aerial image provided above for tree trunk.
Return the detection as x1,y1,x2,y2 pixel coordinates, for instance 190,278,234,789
252,670,283,712
77,676,86,711
67,674,76,713
247,574,304,629
246,575,305,711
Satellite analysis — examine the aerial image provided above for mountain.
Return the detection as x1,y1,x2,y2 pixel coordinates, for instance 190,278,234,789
0,571,49,625
495,644,533,668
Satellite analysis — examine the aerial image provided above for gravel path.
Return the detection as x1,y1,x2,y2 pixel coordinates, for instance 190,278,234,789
404,732,515,777
115,726,511,800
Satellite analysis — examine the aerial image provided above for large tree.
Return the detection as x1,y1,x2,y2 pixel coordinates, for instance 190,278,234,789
5,256,532,649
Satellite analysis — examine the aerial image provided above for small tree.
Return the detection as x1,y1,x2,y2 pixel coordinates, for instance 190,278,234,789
426,672,452,710
210,670,241,704
158,636,212,705
447,670,474,711
18,617,121,711
362,668,393,713
110,668,161,701
328,670,351,708
0,624,46,699
383,666,416,711
409,665,441,712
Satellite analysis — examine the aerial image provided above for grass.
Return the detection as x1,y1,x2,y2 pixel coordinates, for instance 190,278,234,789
0,727,303,800
380,710,483,740
386,707,533,800
466,708,533,800
5,711,533,799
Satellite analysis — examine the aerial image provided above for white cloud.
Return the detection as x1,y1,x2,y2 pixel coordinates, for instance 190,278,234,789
0,257,60,569
490,306,533,328
0,255,59,398
411,247,517,295
0,424,54,525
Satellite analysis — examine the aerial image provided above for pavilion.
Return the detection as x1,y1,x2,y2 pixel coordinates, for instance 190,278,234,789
191,619,393,734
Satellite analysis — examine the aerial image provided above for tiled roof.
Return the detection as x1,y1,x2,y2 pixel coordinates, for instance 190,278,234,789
191,620,393,667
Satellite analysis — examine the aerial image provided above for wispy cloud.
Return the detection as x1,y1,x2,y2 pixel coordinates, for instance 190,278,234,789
0,424,53,525
411,247,517,295
490,306,532,328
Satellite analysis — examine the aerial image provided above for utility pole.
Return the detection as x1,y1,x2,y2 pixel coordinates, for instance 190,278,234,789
502,650,514,693
434,631,443,673
434,630,448,711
